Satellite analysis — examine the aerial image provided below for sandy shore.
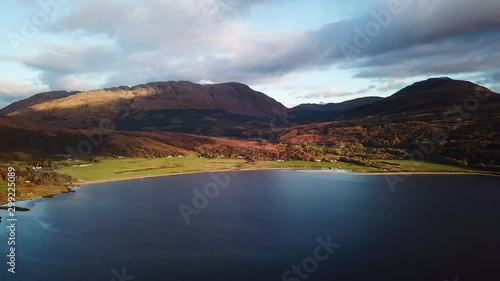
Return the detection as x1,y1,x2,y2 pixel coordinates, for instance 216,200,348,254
77,169,500,187
76,167,294,186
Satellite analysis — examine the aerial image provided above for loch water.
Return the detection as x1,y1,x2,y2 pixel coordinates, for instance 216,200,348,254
0,170,499,281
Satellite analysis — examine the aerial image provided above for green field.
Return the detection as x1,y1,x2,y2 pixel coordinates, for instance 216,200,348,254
372,160,481,173
56,157,492,184
252,160,381,172
57,157,248,182
57,157,380,183
1,156,497,205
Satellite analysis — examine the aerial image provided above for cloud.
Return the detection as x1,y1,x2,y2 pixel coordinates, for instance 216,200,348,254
11,0,285,89
225,0,500,79
3,0,500,103
351,31,500,79
3,42,118,90
355,85,375,94
203,0,285,18
490,70,500,87
197,79,217,85
51,0,278,53
377,78,407,93
298,84,376,100
0,79,49,109
12,43,118,74
0,79,49,98
299,88,354,99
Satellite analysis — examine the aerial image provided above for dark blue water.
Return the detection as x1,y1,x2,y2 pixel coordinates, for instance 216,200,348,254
0,171,499,281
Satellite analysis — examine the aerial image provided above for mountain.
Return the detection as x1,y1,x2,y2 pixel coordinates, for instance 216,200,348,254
0,81,287,137
289,97,383,122
1,77,499,170
343,77,500,118
1,90,80,115
288,78,499,122
278,78,500,169
2,78,498,130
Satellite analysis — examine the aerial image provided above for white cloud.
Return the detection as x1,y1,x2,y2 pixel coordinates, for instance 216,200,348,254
0,79,49,109
50,75,103,91
300,88,354,99
0,79,49,98
377,78,406,93
197,79,217,85
2,0,500,107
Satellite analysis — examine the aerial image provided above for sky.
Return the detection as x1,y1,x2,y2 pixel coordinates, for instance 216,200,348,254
0,0,499,109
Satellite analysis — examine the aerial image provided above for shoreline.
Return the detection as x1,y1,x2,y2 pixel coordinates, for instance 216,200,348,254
1,168,499,207
76,168,500,187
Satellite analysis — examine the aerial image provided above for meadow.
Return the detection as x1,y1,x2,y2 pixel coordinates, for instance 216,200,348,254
57,157,486,184
0,156,494,205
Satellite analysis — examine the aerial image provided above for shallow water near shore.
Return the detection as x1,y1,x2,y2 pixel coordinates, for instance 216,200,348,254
0,170,499,281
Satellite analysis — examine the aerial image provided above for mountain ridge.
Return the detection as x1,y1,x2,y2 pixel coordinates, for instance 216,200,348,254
341,77,499,118
0,81,287,118
0,81,288,136
1,77,499,170
2,78,497,118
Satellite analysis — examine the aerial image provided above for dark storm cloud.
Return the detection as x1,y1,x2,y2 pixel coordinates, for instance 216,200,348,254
234,0,500,78
349,30,500,79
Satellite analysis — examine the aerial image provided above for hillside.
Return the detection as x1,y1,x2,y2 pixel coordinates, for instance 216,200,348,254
1,77,499,171
278,78,500,170
343,78,500,119
0,90,80,114
0,115,284,160
289,97,383,122
0,81,287,137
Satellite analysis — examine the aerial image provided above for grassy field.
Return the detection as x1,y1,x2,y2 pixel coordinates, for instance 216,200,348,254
372,160,482,173
56,157,384,183
252,160,381,172
56,157,494,184
57,157,249,182
1,156,496,205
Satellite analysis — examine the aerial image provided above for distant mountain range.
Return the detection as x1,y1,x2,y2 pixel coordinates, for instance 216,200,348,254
289,97,384,122
3,77,498,129
342,77,499,118
1,77,499,169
